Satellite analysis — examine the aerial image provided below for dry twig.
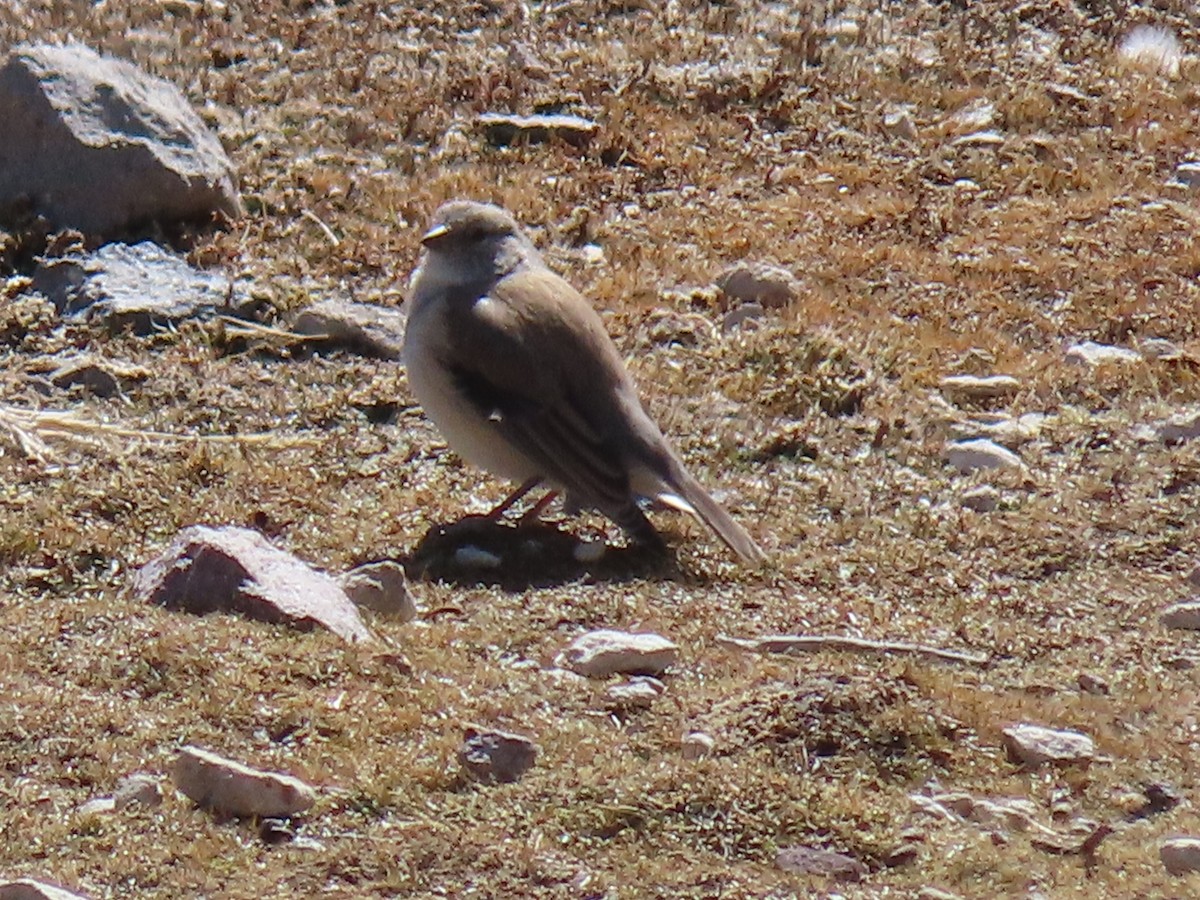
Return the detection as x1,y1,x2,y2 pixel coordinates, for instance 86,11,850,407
0,403,316,462
716,633,989,666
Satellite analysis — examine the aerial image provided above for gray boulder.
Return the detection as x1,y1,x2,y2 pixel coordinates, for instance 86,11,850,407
0,42,242,236
31,241,251,333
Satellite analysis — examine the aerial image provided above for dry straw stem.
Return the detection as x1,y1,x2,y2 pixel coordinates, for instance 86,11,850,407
216,314,317,344
717,633,990,666
0,403,315,462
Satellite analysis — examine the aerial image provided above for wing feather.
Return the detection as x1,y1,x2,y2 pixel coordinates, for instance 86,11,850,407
438,266,636,511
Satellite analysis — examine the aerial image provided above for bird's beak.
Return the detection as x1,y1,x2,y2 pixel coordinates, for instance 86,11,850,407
420,223,450,247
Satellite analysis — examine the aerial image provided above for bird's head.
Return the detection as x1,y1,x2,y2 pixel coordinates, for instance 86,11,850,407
421,201,531,268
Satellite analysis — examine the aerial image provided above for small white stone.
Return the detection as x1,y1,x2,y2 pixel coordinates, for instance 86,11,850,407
77,797,117,816
113,772,163,809
172,745,316,817
715,261,799,309
558,629,679,677
1141,337,1183,359
939,374,1020,403
1002,723,1095,767
960,485,999,512
0,880,92,900
980,413,1046,447
917,889,965,900
339,561,417,621
541,666,589,686
945,438,1024,473
607,677,664,708
1158,409,1200,443
881,105,918,141
721,302,765,334
950,413,1047,448
946,99,995,133
1161,836,1200,875
951,130,1004,148
1171,162,1200,189
681,731,716,759
1161,601,1200,630
1064,341,1142,366
825,17,860,41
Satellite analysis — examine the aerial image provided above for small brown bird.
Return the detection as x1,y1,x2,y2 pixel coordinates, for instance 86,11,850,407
403,200,765,563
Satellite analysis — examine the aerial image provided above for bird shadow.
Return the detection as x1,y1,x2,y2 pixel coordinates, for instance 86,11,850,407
400,515,692,590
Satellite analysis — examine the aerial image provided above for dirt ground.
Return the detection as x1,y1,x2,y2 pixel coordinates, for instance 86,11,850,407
3,0,1200,897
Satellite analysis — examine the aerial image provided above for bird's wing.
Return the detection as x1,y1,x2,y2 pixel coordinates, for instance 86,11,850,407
438,265,637,511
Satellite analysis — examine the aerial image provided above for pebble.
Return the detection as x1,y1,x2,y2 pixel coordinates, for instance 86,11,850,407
1160,836,1200,875
558,629,679,677
77,772,162,817
775,845,866,881
476,112,598,148
882,105,918,140
1170,162,1200,190
951,413,1046,448
31,242,251,334
1157,408,1200,443
1002,723,1095,767
0,880,91,900
681,731,716,760
113,772,163,808
292,298,407,360
172,745,316,817
339,560,417,621
939,374,1020,403
132,524,375,644
951,130,1004,149
715,261,799,309
945,99,995,134
960,484,999,512
1064,341,1142,366
1160,600,1200,630
48,356,148,398
458,727,539,784
1140,337,1183,359
720,302,765,334
606,676,665,709
945,438,1024,473
1077,672,1110,695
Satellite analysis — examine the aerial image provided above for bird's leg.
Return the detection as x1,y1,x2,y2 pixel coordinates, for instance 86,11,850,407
615,503,667,553
486,477,541,519
518,489,560,525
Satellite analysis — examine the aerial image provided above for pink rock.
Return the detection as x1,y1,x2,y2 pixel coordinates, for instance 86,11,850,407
132,525,374,644
173,745,315,817
1002,723,1094,767
0,881,91,900
776,845,867,880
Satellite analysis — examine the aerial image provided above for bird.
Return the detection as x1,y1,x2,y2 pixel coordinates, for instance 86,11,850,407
402,200,766,564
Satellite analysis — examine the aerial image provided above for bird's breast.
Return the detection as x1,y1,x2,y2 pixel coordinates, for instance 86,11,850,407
403,295,540,484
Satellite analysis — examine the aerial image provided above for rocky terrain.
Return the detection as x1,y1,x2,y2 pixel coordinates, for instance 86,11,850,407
2,0,1200,897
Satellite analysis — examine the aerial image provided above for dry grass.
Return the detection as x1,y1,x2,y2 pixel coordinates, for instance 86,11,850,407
3,0,1200,896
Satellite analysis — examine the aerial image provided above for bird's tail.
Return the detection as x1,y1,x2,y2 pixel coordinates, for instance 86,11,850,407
658,469,767,564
